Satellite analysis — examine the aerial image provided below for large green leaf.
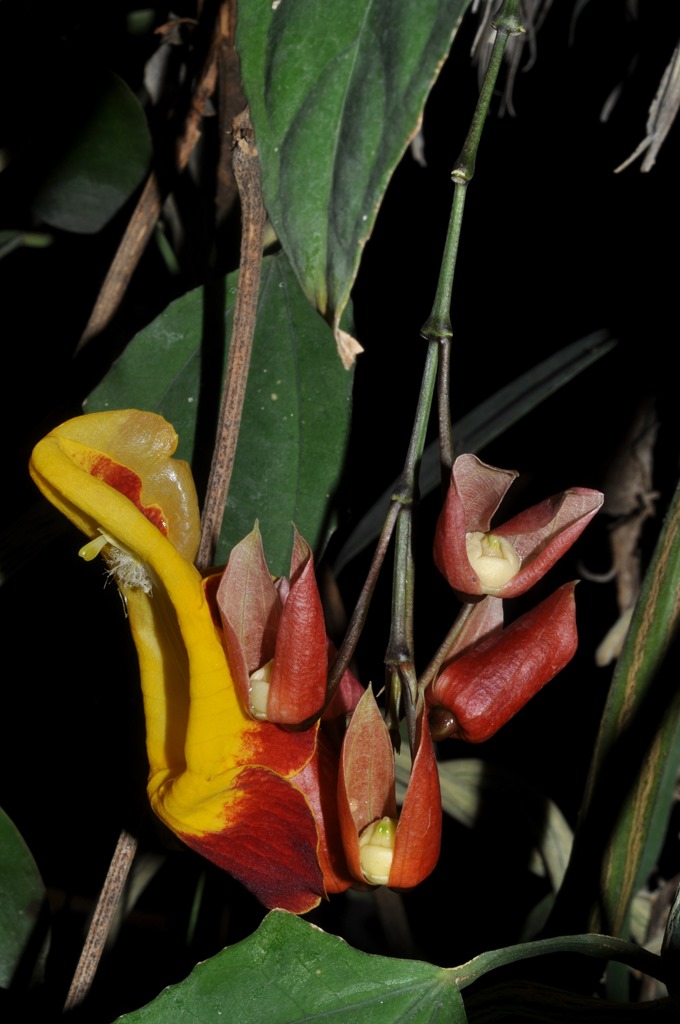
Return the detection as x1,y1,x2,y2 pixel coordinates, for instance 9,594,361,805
86,252,353,575
0,807,47,989
117,910,466,1023
32,71,151,234
237,0,471,365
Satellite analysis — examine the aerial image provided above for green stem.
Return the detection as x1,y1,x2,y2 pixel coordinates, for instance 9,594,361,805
422,0,524,473
328,342,438,706
384,341,439,741
451,933,671,990
333,1,524,723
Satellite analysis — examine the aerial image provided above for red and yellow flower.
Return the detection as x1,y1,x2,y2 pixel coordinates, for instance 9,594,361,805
29,409,353,913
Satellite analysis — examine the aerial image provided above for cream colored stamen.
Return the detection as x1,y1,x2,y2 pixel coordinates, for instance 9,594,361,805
359,816,397,885
249,659,274,721
465,531,521,592
78,531,111,561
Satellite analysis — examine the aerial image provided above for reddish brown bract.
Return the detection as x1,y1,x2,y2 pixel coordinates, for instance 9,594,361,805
427,583,578,742
434,454,603,599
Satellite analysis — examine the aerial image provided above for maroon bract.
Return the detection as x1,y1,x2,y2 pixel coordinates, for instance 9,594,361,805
216,523,328,726
427,583,579,742
434,454,603,599
338,688,441,889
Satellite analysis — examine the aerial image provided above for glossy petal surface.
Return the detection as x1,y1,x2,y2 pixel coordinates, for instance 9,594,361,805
429,583,578,742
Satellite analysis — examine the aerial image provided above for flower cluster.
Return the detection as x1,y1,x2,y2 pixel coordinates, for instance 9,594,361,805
30,415,601,911
426,453,603,740
29,411,440,911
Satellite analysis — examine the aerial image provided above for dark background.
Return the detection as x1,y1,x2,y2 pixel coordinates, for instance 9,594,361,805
1,1,678,1019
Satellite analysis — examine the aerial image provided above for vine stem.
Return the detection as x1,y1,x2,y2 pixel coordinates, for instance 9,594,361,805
383,0,524,741
423,0,524,478
63,829,138,1011
197,106,266,570
384,340,439,732
331,3,524,721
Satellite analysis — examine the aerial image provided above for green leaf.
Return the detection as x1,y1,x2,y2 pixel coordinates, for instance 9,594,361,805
550,471,680,939
0,230,53,259
237,0,471,363
117,910,467,1024
0,807,47,989
32,71,151,234
662,880,680,987
86,251,353,575
589,474,680,935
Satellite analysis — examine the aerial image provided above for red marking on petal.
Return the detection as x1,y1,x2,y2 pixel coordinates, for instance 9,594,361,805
235,717,319,778
323,646,364,721
180,766,325,913
442,597,504,663
340,688,396,832
217,523,281,675
89,455,167,534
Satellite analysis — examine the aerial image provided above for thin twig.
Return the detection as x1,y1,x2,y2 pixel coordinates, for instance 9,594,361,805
63,828,138,1011
326,500,402,701
196,106,266,570
76,3,230,353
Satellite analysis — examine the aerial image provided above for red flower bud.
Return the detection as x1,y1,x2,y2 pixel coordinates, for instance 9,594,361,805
217,523,328,725
338,689,441,889
427,583,578,742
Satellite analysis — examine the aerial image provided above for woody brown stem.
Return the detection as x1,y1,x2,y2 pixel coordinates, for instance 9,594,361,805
63,829,138,1011
196,107,266,569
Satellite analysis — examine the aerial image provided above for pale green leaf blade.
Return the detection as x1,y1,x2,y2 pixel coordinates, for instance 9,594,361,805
117,910,467,1024
662,880,680,979
86,252,353,575
237,0,471,358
